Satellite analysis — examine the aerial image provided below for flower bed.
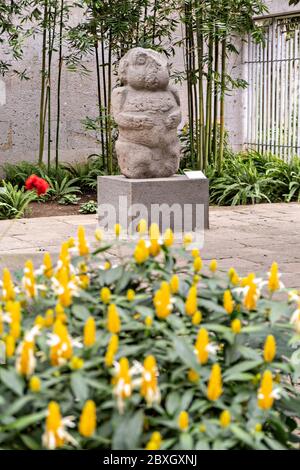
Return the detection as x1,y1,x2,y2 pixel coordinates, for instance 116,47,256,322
0,225,299,450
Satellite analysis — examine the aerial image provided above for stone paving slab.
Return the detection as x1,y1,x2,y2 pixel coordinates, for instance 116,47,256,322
0,203,299,287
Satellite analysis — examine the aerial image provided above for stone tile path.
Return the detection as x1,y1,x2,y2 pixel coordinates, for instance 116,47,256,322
0,203,299,287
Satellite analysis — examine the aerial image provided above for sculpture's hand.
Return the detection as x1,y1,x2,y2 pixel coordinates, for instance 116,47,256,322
166,111,181,129
141,116,155,129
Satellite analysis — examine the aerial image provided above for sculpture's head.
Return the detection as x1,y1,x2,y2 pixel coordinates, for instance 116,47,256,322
118,47,170,91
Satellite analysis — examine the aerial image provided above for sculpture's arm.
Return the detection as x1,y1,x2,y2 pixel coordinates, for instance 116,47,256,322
166,86,182,129
112,87,154,130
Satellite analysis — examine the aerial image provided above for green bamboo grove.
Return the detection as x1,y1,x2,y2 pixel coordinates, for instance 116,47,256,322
1,0,266,175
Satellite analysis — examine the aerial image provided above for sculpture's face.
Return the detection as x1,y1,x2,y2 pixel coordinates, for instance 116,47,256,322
119,48,170,90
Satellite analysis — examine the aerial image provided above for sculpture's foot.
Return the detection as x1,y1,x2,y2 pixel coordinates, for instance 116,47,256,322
116,141,180,179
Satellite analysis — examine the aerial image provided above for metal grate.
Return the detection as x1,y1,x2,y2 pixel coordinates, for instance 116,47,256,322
246,16,300,161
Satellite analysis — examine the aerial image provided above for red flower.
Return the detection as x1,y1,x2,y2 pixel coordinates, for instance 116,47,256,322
25,174,49,196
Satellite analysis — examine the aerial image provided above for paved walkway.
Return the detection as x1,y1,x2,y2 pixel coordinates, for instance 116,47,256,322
0,203,299,288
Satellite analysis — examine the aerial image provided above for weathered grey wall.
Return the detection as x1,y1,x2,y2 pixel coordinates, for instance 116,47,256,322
0,1,299,167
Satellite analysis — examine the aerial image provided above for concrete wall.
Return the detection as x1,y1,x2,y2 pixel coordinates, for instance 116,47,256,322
0,1,299,166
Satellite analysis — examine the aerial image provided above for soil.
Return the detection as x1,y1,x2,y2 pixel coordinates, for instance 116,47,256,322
25,193,97,218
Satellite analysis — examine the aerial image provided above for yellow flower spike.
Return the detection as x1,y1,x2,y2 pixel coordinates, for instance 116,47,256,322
16,338,35,377
35,315,45,328
194,328,209,364
43,252,53,278
23,260,36,298
141,355,160,406
228,267,239,286
268,262,280,292
187,369,199,383
100,287,111,304
68,237,75,249
153,281,172,319
79,400,97,438
43,401,65,449
243,281,258,311
219,410,231,428
170,274,179,294
2,268,15,301
193,274,201,285
134,239,149,264
145,316,153,328
192,310,202,325
5,335,15,358
55,303,67,323
107,304,121,334
145,431,162,450
178,411,189,431
185,285,197,316
29,375,41,393
113,357,132,412
149,223,161,257
70,356,84,370
163,228,174,247
223,289,234,315
193,256,203,273
263,335,276,362
255,423,262,433
231,318,242,334
191,248,200,258
183,233,193,247
0,311,3,336
105,334,119,367
126,289,135,301
50,320,73,366
199,424,206,433
207,364,223,401
137,218,147,234
94,228,103,242
84,317,96,347
78,226,89,256
258,370,274,410
58,268,72,308
58,241,70,272
7,301,22,339
104,261,111,270
209,259,218,273
114,223,122,238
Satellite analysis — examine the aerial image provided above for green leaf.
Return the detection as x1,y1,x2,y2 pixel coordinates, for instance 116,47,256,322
0,368,24,396
173,336,199,370
230,424,254,448
72,304,91,321
1,410,47,432
224,360,262,380
166,391,181,416
179,432,193,450
180,390,194,411
20,434,41,450
70,372,89,403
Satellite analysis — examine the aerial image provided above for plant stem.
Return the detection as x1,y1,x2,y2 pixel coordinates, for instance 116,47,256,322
212,32,219,164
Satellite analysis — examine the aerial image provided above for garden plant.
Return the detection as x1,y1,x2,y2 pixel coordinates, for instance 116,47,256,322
0,225,299,449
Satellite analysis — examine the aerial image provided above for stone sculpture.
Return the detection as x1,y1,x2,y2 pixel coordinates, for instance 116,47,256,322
112,47,182,178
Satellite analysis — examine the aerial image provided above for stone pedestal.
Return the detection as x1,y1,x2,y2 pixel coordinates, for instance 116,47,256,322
97,175,209,235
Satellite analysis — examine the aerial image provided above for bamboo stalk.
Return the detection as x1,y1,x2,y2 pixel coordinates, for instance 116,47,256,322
38,0,48,166
55,0,64,171
212,33,219,163
218,38,226,173
107,29,113,174
204,33,213,168
195,0,204,170
100,25,109,170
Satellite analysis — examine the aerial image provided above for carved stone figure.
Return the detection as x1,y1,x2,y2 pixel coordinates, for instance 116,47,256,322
112,47,182,178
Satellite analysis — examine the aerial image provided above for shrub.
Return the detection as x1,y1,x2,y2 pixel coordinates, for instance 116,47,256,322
0,181,37,219
58,194,81,205
79,200,98,214
0,227,299,450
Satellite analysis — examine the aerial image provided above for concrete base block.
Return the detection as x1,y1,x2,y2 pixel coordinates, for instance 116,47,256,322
97,175,209,234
